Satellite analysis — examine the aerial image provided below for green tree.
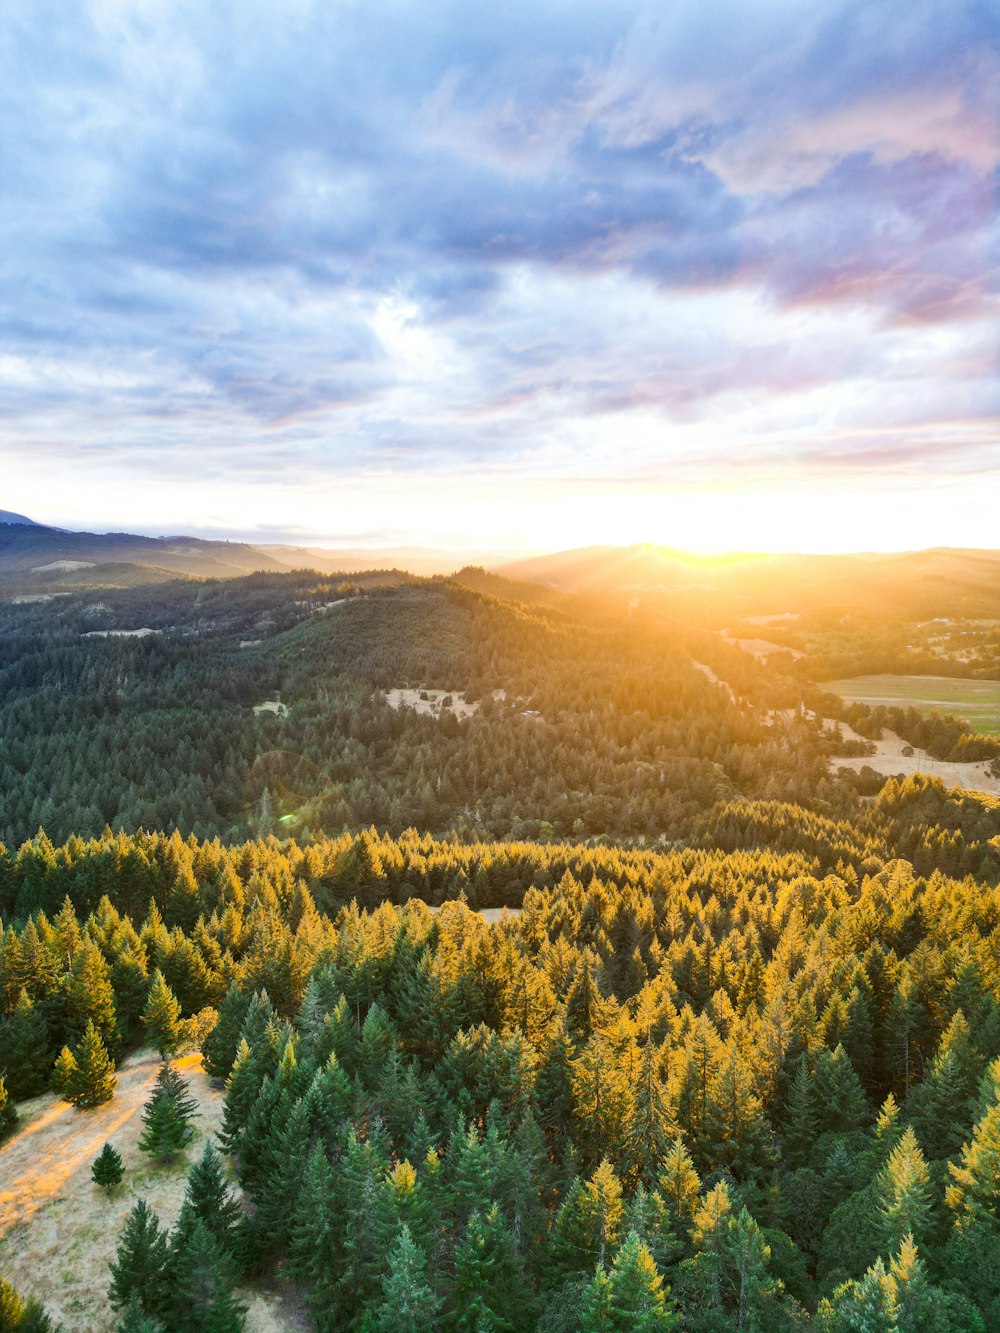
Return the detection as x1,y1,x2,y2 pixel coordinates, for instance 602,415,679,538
164,1217,246,1332
0,990,51,1100
109,1199,170,1316
142,971,183,1059
66,1020,117,1109
449,1204,528,1331
878,1127,932,1250
0,1076,17,1142
115,1295,163,1332
92,1142,125,1195
371,1224,441,1332
584,1230,678,1331
174,1141,242,1258
138,1064,196,1165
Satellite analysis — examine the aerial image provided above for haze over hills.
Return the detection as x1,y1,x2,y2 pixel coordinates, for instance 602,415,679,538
499,543,1000,620
8,517,1000,622
0,519,504,595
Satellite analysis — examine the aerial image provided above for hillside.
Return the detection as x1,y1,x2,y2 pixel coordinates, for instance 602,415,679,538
498,544,1000,621
0,523,495,597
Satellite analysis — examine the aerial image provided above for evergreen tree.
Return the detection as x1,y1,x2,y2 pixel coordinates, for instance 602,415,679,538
115,1295,163,1332
658,1139,701,1242
164,1217,246,1332
783,1057,817,1168
877,1127,932,1250
550,1161,625,1279
109,1199,170,1316
627,1037,676,1188
817,1258,899,1332
583,1231,678,1332
371,1224,441,1332
51,1046,77,1098
92,1142,125,1194
202,985,252,1081
0,990,51,1100
138,1064,196,1164
0,1281,24,1330
947,1094,1000,1226
449,1204,528,1331
0,1076,17,1142
142,971,183,1059
174,1141,243,1257
66,1020,117,1109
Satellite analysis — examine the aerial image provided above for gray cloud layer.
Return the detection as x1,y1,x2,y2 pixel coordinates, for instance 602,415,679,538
2,0,997,526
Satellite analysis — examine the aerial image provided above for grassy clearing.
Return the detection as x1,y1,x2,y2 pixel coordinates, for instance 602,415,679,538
0,1048,305,1332
826,674,1000,735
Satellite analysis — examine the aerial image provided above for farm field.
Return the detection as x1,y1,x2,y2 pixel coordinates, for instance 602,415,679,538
826,674,1000,735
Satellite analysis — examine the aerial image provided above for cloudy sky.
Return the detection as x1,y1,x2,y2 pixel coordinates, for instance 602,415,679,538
2,0,997,553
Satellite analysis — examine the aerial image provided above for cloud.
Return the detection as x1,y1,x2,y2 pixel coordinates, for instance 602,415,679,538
0,0,996,543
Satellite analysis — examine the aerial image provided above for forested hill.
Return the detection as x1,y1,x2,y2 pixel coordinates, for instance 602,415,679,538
3,828,1000,1327
0,568,833,850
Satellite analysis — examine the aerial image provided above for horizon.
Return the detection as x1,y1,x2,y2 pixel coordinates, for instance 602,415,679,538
3,1,998,551
5,504,1000,563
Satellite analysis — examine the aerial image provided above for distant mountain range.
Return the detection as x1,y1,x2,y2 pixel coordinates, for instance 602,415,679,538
5,518,1000,621
0,517,502,595
499,543,1000,619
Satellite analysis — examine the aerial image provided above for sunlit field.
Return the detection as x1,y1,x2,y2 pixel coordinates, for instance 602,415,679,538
827,675,1000,735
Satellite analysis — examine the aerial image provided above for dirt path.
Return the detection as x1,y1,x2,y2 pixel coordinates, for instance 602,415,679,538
0,1049,305,1331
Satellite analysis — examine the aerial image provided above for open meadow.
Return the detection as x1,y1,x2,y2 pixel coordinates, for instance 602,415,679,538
826,674,1000,735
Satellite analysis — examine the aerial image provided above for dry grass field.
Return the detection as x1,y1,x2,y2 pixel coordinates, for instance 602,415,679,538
0,1049,305,1332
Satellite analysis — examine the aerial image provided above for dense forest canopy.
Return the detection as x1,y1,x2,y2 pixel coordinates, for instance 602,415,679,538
1,569,995,859
2,562,999,1330
3,827,1000,1327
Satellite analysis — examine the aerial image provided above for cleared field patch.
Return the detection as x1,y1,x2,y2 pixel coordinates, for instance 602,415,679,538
0,1049,303,1332
826,674,1000,735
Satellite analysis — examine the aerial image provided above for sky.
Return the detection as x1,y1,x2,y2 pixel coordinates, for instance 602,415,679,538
1,0,998,555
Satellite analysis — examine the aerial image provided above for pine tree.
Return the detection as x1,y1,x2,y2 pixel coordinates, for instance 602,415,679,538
51,1046,77,1097
946,1097,1000,1226
66,1020,117,1109
878,1127,932,1249
286,1144,338,1315
817,1258,899,1332
0,1279,24,1329
0,1076,17,1142
813,1045,867,1134
164,1217,247,1332
13,1294,59,1332
0,990,51,1099
109,1199,170,1315
783,1057,817,1168
174,1142,242,1257
549,1160,625,1278
92,1142,125,1194
371,1224,441,1332
202,985,252,1081
115,1294,164,1332
138,1064,196,1165
449,1204,528,1330
584,1231,678,1331
658,1139,701,1242
626,1037,676,1188
142,971,183,1059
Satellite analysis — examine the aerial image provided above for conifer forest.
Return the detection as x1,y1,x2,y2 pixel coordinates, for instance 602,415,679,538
2,569,1000,1330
